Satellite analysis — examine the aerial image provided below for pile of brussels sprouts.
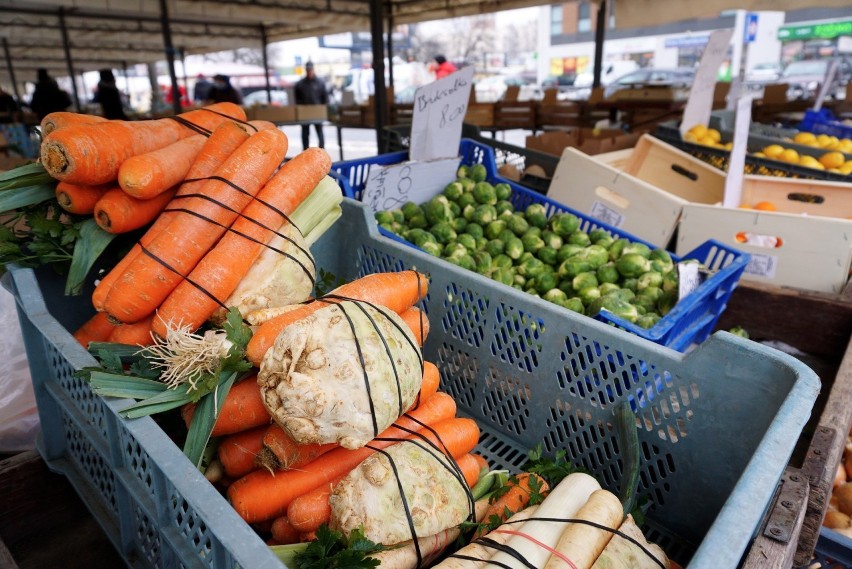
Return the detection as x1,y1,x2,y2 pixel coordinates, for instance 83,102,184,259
375,164,686,329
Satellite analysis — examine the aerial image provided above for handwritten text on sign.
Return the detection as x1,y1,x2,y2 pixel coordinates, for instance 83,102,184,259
410,66,475,161
680,28,734,137
362,157,461,213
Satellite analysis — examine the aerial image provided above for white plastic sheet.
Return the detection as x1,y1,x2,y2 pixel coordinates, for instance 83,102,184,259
0,286,39,452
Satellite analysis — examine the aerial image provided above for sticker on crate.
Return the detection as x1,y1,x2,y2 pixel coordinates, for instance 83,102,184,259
589,200,626,228
361,157,460,213
744,252,779,279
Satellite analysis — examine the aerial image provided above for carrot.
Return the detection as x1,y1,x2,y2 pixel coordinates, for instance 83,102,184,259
73,312,117,347
286,474,347,533
152,146,335,338
257,425,337,472
91,121,251,312
106,314,156,346
456,453,483,488
181,374,271,437
419,361,440,404
118,134,207,199
40,112,106,136
94,186,178,234
399,306,430,346
218,425,268,479
270,516,301,545
248,120,278,131
246,271,429,366
228,394,463,523
55,182,111,214
475,472,549,538
470,453,489,475
41,102,246,185
300,531,317,543
103,128,287,324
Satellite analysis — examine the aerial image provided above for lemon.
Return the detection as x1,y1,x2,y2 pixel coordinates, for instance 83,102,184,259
779,148,799,163
794,132,817,146
706,128,722,143
798,155,822,169
763,144,785,158
753,151,766,158
837,140,852,153
698,136,717,147
683,132,699,143
820,151,846,170
723,142,733,150
816,134,832,148
840,161,852,175
687,124,708,139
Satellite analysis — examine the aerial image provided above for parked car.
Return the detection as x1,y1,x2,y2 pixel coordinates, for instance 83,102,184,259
603,67,696,99
781,58,852,100
474,75,541,102
242,89,289,106
573,60,640,89
746,62,783,85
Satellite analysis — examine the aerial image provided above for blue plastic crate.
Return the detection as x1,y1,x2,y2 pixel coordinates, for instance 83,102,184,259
807,528,852,568
331,140,750,352
3,197,820,568
800,109,852,140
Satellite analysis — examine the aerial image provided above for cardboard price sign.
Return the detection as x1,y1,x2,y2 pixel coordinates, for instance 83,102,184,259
723,94,754,209
410,66,475,161
680,28,734,136
361,157,461,213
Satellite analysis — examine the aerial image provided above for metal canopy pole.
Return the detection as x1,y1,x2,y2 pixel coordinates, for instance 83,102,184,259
592,0,607,89
179,47,190,104
121,60,130,99
386,2,394,93
369,0,388,151
58,7,82,112
2,38,21,104
260,24,272,104
159,0,182,115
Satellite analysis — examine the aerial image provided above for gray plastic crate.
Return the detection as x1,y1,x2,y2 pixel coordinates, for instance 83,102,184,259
4,197,819,569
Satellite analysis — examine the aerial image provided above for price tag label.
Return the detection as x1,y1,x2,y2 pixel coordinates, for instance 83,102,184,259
680,28,734,137
678,262,709,300
410,66,475,161
722,93,754,209
361,157,460,213
589,201,625,228
744,253,778,279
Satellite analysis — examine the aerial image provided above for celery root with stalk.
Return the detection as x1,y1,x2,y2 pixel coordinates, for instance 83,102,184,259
258,300,423,449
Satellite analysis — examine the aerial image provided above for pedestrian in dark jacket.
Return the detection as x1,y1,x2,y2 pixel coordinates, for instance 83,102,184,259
30,69,71,121
209,74,243,105
93,69,127,120
294,62,329,149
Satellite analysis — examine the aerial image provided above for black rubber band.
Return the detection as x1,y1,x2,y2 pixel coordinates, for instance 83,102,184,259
449,551,514,569
348,301,405,418
167,115,212,136
336,302,380,437
469,538,537,569
138,243,231,314
197,107,258,131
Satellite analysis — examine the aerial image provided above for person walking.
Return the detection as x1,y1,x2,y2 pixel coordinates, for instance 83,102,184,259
209,74,243,105
193,74,212,102
433,55,458,79
92,69,127,120
29,69,71,121
294,62,328,149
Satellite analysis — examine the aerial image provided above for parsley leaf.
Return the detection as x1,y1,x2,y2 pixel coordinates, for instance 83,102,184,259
295,525,385,569
222,307,252,349
523,443,585,488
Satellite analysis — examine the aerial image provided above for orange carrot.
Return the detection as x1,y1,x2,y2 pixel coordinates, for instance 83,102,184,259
94,186,178,234
106,314,156,346
181,374,271,437
474,473,548,538
258,425,337,472
270,516,301,545
417,361,440,405
246,271,429,366
248,120,278,131
456,453,483,488
40,112,106,136
300,531,317,543
118,134,207,199
41,102,247,185
286,474,347,533
399,306,429,346
73,312,117,348
103,128,287,323
470,453,489,474
151,146,336,338
228,397,468,523
218,425,268,479
91,121,251,312
55,182,111,215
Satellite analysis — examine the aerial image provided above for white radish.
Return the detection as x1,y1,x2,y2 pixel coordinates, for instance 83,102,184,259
544,489,624,569
590,514,669,569
487,472,601,569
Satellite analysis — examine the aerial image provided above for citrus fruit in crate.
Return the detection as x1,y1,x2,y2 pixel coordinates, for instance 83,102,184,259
763,144,784,159
794,131,817,146
820,151,846,170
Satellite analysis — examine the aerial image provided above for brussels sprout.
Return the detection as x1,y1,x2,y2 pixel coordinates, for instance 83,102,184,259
472,204,497,226
392,221,405,234
572,271,599,291
457,233,477,251
649,249,674,274
526,226,543,238
536,272,560,295
657,290,679,316
578,286,602,306
505,237,524,260
495,182,512,201
636,305,647,317
404,228,435,247
457,165,470,179
451,217,468,233
632,294,657,314
424,195,453,225
608,238,630,261
521,233,546,254
391,209,405,224
543,288,568,304
421,241,443,257
558,279,575,295
549,212,580,236
537,246,558,266
459,177,476,192
462,204,476,221
491,267,514,286
622,277,639,293
505,214,529,236
473,182,498,205
557,243,584,264
375,210,395,225
492,254,513,270
622,242,651,259
475,237,488,250
518,258,547,279
463,222,484,240
447,254,476,271
485,220,508,240
636,313,662,329
484,239,505,257
431,221,457,244
443,182,464,201
513,274,526,287
472,251,493,274
378,222,396,234
637,271,663,291
567,231,592,247
589,228,611,243
662,270,679,293
449,201,461,218
606,288,635,303
495,200,514,216
598,282,620,296
401,201,423,220
560,297,586,314
638,285,663,303
443,242,468,258
595,236,615,249
457,192,477,209
494,228,513,244
525,203,549,229
596,296,640,323
408,214,428,229
616,253,651,278
596,262,619,284
498,208,514,219
541,230,563,250
558,256,592,280
470,163,488,183
578,245,609,270
728,325,749,339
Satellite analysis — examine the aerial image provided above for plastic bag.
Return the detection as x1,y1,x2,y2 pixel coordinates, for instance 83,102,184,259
0,286,39,452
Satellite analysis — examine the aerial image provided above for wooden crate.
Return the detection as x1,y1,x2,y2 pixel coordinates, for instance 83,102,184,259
336,105,365,127
494,101,536,130
464,103,495,128
740,176,852,219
